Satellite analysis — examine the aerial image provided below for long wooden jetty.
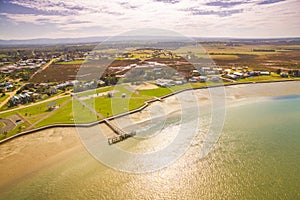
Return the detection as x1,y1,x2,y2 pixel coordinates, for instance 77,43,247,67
104,119,136,145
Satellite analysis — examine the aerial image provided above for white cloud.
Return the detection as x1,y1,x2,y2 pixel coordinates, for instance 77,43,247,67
1,0,299,39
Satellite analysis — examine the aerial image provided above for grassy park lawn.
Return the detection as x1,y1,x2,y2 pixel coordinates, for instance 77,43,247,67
138,87,173,97
0,54,9,58
0,91,68,112
0,97,70,122
34,99,73,127
237,76,286,83
1,77,299,140
0,94,9,103
35,98,97,127
83,84,153,117
0,122,29,140
138,83,196,97
55,60,86,65
75,86,113,97
92,95,152,117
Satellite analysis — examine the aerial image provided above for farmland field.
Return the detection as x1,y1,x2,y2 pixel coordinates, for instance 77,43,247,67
174,43,300,70
1,41,300,141
29,59,141,83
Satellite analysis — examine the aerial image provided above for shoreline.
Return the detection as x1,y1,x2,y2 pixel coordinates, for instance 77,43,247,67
0,80,300,194
0,79,300,145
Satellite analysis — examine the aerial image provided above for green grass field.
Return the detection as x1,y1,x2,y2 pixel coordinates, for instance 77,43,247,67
0,123,29,140
211,54,239,60
82,84,153,117
237,76,283,83
36,98,97,127
0,54,9,58
174,44,293,58
75,86,113,97
0,94,9,104
0,77,299,141
55,60,86,65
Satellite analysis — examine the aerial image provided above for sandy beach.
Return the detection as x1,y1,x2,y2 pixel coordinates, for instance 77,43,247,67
0,81,299,193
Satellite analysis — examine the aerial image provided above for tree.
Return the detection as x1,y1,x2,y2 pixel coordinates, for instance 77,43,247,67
276,68,281,75
3,131,7,137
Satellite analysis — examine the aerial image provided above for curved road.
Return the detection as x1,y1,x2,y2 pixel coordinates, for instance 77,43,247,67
0,92,69,115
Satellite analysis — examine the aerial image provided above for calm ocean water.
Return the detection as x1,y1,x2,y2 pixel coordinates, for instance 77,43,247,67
1,95,300,199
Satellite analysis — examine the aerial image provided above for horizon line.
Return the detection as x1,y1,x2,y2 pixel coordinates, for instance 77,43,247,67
1,35,300,41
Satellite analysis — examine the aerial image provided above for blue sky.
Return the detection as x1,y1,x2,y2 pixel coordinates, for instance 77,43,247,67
0,0,299,39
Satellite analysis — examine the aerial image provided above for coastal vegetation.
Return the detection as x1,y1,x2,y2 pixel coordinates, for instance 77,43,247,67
1,40,300,141
1,77,300,141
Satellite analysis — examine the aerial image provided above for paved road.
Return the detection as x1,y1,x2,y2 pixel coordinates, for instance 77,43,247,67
220,77,237,83
0,92,69,115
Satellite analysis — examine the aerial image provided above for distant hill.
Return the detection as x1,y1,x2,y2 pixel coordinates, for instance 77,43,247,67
0,36,299,46
0,37,108,46
0,36,193,46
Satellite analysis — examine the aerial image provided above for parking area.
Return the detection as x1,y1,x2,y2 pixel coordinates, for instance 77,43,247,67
0,118,16,134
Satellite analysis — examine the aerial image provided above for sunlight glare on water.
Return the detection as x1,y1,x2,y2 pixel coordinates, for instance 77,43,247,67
1,87,300,199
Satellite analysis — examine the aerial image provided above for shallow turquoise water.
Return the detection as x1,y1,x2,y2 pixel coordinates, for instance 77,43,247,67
0,96,299,199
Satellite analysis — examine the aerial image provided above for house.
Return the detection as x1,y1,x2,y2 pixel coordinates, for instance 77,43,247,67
215,68,223,73
201,67,211,71
224,69,231,74
97,80,105,86
188,78,197,83
155,79,175,87
0,82,13,91
24,93,31,99
293,70,300,77
233,72,243,77
45,86,58,94
107,92,114,98
280,73,288,78
199,76,207,82
192,69,200,75
47,102,57,111
32,93,42,100
9,96,20,106
249,71,259,76
243,73,250,78
226,74,238,80
260,71,270,75
19,93,32,104
174,80,183,85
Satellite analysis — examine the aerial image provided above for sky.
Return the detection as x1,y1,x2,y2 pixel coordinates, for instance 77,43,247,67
0,0,299,40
